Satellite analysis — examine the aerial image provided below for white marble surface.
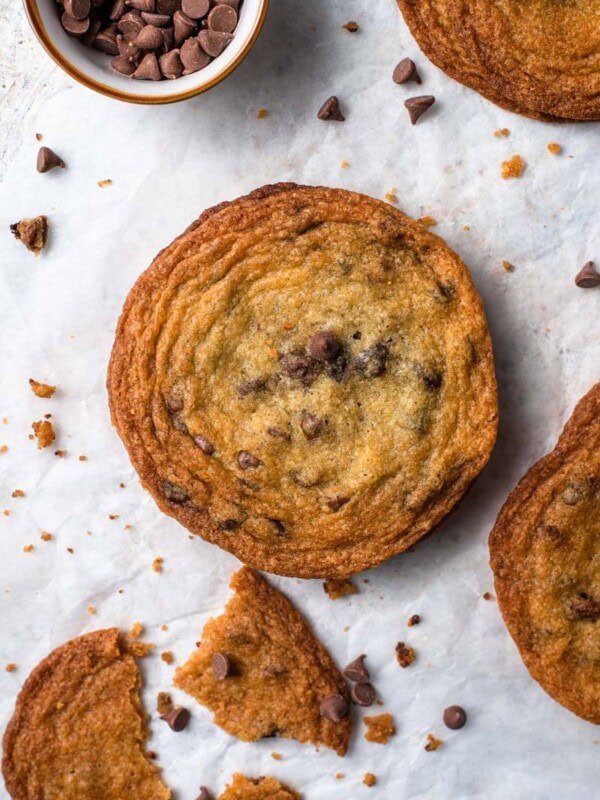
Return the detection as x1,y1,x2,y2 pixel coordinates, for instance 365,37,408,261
1,1,599,798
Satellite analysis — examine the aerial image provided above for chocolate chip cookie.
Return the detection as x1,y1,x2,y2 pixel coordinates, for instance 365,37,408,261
490,381,600,722
108,183,498,577
397,0,600,121
2,629,170,800
173,567,352,756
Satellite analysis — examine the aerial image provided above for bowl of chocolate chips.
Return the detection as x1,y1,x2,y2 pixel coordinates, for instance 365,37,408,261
23,0,268,103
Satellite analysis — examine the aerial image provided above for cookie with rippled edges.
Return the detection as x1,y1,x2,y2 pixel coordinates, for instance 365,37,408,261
220,774,300,800
490,382,600,723
2,628,170,800
397,0,600,121
174,567,352,756
108,183,497,578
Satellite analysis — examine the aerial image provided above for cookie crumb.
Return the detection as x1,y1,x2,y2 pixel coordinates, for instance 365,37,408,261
152,556,164,573
3,510,11,517
98,179,113,188
36,133,43,141
32,419,55,449
463,225,470,231
343,20,359,32
128,621,143,639
494,128,510,138
407,614,421,626
54,449,67,457
364,713,396,744
23,544,34,553
0,445,7,454
501,155,525,179
425,733,444,751
335,773,344,779
109,514,119,520
419,215,437,227
11,490,25,498
547,143,561,155
256,109,269,119
323,578,357,600
10,216,49,255
271,752,282,760
157,691,173,716
78,455,87,462
483,591,495,601
29,379,56,398
161,651,174,665
363,773,376,787
128,641,155,658
40,531,52,541
395,641,416,668
88,606,96,615
161,624,168,631
502,260,515,272
385,187,398,204
5,663,16,672
67,547,74,554
340,160,350,169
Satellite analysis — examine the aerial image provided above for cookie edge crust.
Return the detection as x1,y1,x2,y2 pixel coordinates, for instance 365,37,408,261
489,381,600,723
107,182,498,578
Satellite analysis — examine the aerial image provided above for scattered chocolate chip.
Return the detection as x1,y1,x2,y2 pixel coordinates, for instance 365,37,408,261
343,654,370,683
266,426,291,441
61,13,91,36
327,495,349,512
238,377,268,397
237,450,263,469
207,3,237,31
198,28,232,56
415,364,443,390
309,330,341,362
111,54,137,74
193,434,214,455
182,0,210,18
133,24,165,48
395,642,415,668
162,480,189,503
196,788,214,800
117,10,145,36
575,261,600,288
443,705,467,730
319,694,348,722
407,614,421,627
161,705,191,731
404,95,435,124
212,652,232,679
318,95,345,121
10,216,49,255
132,51,162,79
343,20,359,32
569,594,600,620
351,682,376,707
94,26,120,54
63,0,90,18
393,57,421,85
36,147,65,173
300,411,323,440
355,343,388,378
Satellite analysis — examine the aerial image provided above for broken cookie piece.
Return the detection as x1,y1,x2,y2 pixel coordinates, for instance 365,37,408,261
219,774,300,800
10,216,49,255
29,379,56,399
174,567,351,756
32,419,55,449
323,578,357,600
2,628,171,800
363,712,396,744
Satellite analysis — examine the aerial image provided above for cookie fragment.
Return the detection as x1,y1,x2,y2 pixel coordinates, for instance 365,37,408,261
323,579,357,600
29,379,56,398
173,567,352,755
363,712,395,744
219,774,300,800
10,216,48,255
32,420,55,449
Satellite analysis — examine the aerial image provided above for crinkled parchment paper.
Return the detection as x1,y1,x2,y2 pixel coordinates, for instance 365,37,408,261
1,0,599,797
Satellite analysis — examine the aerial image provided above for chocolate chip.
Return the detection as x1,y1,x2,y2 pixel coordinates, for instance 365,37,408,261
575,261,600,288
404,95,435,124
194,434,214,455
351,682,376,707
82,17,102,46
415,364,443,390
308,330,341,362
219,518,240,531
117,10,145,35
443,705,467,730
300,412,323,440
109,0,127,21
343,20,359,32
157,0,181,12
237,450,263,469
355,343,388,378
319,694,348,722
215,0,240,7
281,351,321,385
569,594,600,620
161,25,174,52
61,13,91,36
126,0,155,10
327,495,349,512
162,480,189,503
182,0,210,18
132,51,161,79
207,3,237,31
173,9,197,44
343,654,370,683
238,377,268,397
133,24,165,48
198,28,232,56
352,331,362,340
37,147,65,173
159,45,181,75
161,706,191,731
94,26,120,54
118,34,142,61
64,0,91,19
407,614,421,627
212,652,233,679
393,57,421,85
111,55,137,74
266,427,291,441
196,788,214,800
317,95,345,121
141,11,172,25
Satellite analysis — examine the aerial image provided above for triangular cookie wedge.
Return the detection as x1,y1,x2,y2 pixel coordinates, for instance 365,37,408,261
174,567,351,756
219,774,300,799
2,628,171,800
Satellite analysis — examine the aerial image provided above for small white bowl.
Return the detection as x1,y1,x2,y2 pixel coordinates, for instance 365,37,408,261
23,0,269,104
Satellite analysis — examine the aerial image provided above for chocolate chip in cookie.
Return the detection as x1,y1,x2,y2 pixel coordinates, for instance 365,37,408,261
300,412,323,440
355,343,388,378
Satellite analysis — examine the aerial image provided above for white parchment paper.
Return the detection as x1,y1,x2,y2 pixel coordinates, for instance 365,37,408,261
1,1,600,798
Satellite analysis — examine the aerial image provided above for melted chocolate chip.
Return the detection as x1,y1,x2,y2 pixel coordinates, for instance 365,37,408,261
162,481,189,504
319,694,348,721
266,426,291,441
327,495,350,511
219,518,240,531
562,482,584,505
237,450,263,469
165,395,184,413
327,352,348,382
238,377,268,397
281,350,322,385
354,343,388,378
569,594,600,620
268,518,286,535
308,330,341,362
194,435,214,455
300,412,323,440
415,364,443,390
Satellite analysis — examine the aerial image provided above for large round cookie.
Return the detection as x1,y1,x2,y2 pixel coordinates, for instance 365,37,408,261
397,0,600,121
108,183,498,578
490,382,600,723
